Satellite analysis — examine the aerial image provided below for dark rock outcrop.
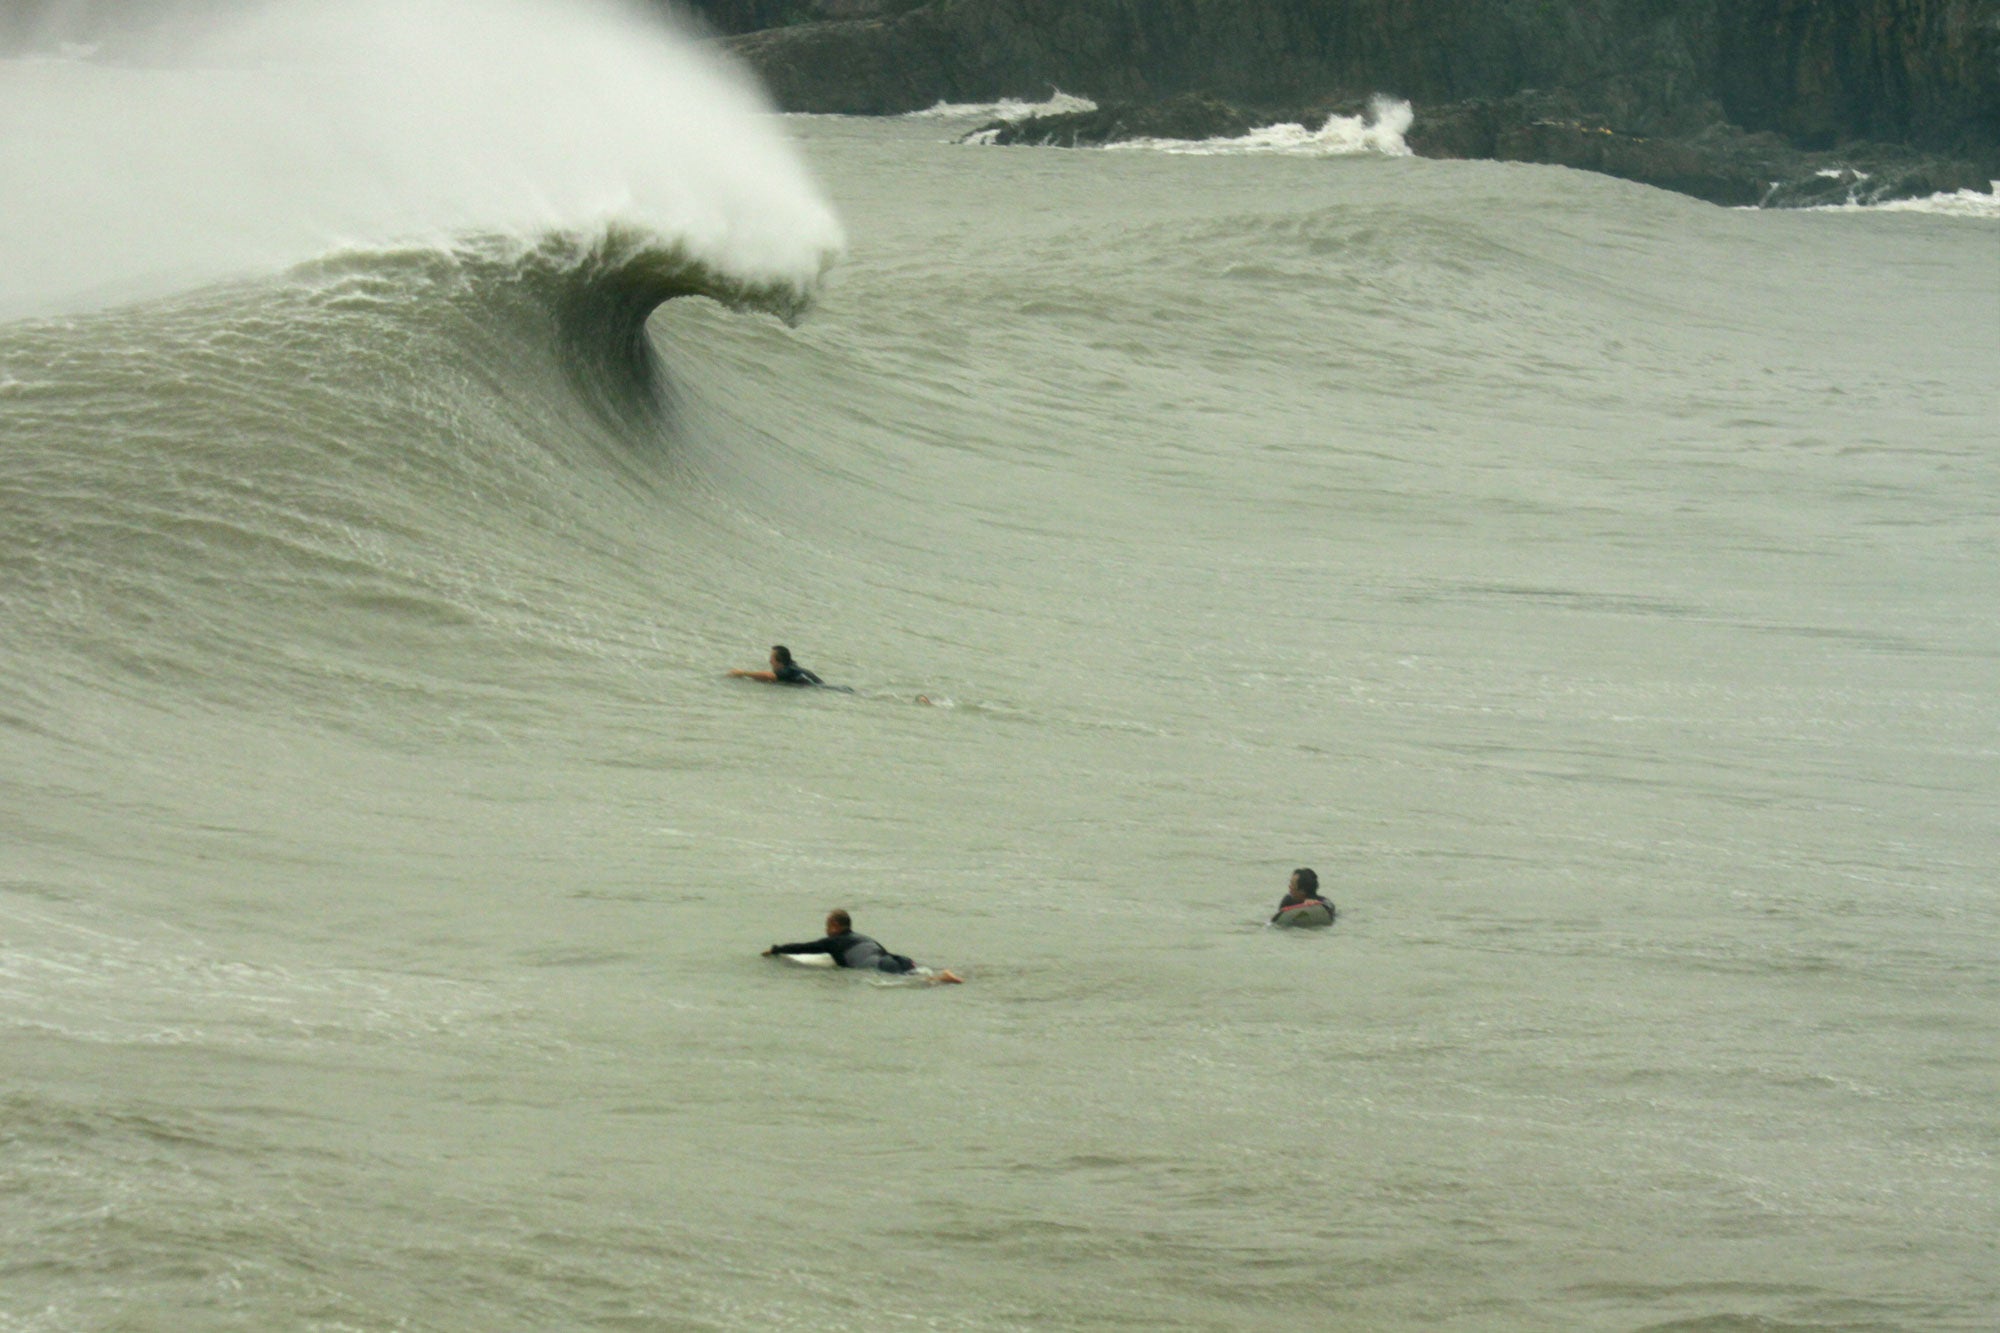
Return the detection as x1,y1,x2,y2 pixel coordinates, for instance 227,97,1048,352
1716,1,2000,154
975,89,1996,207
699,0,2000,205
972,93,1279,148
715,0,1736,124
1403,90,1997,205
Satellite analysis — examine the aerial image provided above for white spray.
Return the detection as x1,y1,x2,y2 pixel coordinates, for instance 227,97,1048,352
0,0,845,316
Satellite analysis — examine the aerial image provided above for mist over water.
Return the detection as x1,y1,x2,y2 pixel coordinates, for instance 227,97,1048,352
3,8,1998,1331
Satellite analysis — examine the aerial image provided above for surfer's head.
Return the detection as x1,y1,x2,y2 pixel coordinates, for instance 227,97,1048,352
826,909,852,935
771,645,796,668
1290,868,1318,898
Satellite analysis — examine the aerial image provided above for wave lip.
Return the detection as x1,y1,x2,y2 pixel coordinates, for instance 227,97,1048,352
296,220,837,323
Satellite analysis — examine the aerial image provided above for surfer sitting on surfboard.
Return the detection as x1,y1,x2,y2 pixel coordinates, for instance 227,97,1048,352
764,909,963,984
1271,867,1335,924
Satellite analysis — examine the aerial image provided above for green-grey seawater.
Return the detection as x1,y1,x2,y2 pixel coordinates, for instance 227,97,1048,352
3,55,1996,1333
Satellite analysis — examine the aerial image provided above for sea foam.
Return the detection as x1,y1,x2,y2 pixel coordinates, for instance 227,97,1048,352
907,91,1099,123
1104,98,1414,158
1830,183,2000,219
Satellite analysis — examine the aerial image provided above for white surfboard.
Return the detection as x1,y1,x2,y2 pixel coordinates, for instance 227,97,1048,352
780,951,837,967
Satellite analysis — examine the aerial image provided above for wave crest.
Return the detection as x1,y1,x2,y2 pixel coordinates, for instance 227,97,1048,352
297,223,830,323
0,0,844,318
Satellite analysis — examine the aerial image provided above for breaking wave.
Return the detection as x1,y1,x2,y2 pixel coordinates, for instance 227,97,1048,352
0,0,844,318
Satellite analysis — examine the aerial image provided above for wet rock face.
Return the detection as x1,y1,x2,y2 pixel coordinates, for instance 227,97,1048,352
1403,89,1997,206
704,0,1997,146
974,90,1996,209
702,0,2000,203
971,94,1272,148
714,0,1635,116
1715,0,2000,155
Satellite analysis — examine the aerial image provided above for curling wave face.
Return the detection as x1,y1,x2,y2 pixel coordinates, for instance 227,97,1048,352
0,217,823,744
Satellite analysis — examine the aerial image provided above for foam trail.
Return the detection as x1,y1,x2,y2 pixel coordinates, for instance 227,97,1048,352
0,0,844,316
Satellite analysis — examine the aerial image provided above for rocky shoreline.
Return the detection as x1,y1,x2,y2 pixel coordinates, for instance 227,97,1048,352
970,91,1997,209
683,0,2000,210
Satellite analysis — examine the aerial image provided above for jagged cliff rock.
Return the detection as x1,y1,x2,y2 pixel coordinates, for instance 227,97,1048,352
968,92,1275,146
716,0,1726,125
1717,1,1998,153
1402,90,1997,204
700,0,2000,187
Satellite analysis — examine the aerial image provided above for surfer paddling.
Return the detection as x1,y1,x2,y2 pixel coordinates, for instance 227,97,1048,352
729,645,850,691
764,910,963,984
1271,867,1336,924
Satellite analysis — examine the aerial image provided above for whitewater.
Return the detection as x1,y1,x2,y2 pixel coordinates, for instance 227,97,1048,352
3,2,1996,1330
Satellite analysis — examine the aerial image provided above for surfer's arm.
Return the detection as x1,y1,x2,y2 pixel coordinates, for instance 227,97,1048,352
767,935,838,957
729,669,778,681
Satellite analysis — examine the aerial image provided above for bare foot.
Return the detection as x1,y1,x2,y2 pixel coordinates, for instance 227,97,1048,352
932,970,964,985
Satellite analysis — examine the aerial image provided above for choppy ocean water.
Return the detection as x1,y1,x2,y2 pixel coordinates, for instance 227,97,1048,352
3,5,1997,1330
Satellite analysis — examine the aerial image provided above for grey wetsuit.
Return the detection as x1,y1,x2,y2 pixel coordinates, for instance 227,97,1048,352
771,932,917,974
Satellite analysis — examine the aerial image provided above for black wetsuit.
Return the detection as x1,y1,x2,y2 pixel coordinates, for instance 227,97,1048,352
771,931,917,974
1272,895,1335,923
773,662,855,693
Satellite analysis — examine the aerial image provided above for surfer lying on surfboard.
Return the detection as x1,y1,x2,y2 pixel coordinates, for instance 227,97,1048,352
764,909,964,984
1271,867,1336,925
729,644,851,691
